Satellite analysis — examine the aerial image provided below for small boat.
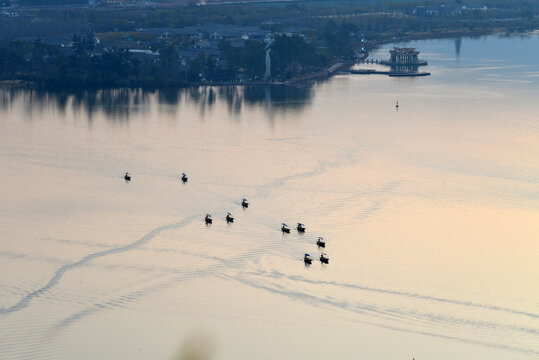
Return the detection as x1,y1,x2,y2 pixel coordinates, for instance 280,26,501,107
241,198,249,208
297,223,306,232
304,253,313,265
181,172,188,182
316,237,325,248
124,172,131,181
281,223,290,233
226,212,234,223
204,214,212,224
320,253,329,264
395,101,399,109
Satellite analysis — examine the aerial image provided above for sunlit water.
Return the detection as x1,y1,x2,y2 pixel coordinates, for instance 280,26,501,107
1,33,538,360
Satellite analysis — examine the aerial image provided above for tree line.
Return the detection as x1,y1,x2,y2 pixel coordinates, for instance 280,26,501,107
0,29,352,88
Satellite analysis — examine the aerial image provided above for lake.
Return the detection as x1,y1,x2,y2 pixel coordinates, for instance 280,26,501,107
0,32,538,360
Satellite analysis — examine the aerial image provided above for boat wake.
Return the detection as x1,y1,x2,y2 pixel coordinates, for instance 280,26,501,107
0,215,200,316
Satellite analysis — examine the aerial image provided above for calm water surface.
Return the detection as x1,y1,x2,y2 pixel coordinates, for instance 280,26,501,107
1,33,538,360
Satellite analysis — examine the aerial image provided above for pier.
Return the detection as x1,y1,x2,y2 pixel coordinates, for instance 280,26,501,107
354,47,430,77
350,69,389,75
349,69,430,77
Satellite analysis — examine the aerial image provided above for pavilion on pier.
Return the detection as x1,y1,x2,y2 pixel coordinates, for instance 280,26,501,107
392,47,419,64
380,47,428,73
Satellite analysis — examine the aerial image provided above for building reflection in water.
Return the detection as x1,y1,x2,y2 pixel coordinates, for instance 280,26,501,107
454,38,462,58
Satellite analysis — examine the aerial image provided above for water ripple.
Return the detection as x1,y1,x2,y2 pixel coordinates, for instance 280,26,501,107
0,215,199,316
250,271,539,319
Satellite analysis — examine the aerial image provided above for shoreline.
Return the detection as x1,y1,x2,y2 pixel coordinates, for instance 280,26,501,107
0,80,37,89
367,27,534,48
1,28,535,91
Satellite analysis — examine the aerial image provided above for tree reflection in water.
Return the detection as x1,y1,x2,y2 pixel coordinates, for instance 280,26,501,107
0,83,316,123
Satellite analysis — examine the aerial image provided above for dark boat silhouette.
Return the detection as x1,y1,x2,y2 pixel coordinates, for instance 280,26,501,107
241,198,249,208
205,214,212,224
320,253,329,264
304,253,313,265
181,172,188,182
297,223,306,232
316,237,325,248
226,212,234,223
281,223,290,233
124,172,131,181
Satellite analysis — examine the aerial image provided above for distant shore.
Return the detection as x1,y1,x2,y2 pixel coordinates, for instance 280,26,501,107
371,27,521,46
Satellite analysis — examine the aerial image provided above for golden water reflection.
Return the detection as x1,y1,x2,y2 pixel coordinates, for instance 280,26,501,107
0,34,538,360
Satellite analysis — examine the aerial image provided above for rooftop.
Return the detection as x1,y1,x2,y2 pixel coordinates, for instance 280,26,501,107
390,47,420,56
